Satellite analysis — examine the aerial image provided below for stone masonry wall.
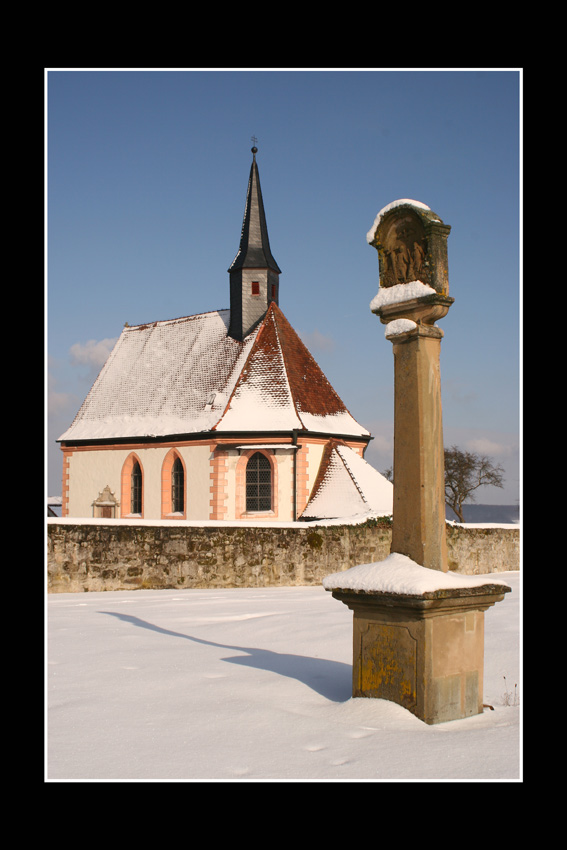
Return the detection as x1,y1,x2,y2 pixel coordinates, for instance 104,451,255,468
47,520,519,594
445,523,519,575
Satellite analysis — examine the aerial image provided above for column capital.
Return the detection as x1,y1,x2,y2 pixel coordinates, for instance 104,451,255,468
386,321,445,343
375,292,454,328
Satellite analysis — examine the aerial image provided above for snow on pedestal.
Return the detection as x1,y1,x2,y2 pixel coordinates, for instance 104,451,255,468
323,553,511,597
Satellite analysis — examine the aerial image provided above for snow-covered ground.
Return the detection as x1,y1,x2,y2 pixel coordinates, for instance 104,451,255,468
46,571,521,782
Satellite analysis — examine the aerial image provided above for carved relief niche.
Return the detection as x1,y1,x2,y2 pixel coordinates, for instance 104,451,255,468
368,200,452,298
92,485,120,518
379,209,428,288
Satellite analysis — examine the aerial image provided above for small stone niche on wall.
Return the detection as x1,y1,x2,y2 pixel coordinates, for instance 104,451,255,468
92,485,120,518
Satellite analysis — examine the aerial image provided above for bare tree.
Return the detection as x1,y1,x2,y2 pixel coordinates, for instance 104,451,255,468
444,445,504,523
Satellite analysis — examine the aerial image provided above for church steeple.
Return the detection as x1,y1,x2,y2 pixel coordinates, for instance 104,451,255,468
228,145,281,341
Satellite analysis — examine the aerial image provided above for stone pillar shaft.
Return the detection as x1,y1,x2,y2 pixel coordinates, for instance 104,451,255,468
390,324,447,572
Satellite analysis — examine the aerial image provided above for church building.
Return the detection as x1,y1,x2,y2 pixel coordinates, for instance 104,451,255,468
58,147,392,522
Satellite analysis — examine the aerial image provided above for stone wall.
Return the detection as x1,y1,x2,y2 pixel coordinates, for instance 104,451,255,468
47,520,519,594
445,523,519,575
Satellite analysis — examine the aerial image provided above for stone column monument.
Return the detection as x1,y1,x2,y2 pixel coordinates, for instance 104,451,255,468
324,200,511,725
369,199,453,572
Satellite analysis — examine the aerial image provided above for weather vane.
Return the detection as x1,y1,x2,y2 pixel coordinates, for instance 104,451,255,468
251,135,258,154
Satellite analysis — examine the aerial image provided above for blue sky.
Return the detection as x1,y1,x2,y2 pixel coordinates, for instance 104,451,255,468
46,68,521,504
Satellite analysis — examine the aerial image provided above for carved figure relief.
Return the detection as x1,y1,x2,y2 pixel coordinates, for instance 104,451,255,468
379,212,428,288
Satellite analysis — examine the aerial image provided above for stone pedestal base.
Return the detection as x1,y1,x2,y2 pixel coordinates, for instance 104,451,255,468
331,584,509,725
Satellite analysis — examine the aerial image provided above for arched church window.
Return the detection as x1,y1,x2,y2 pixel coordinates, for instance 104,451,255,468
161,450,187,519
171,456,184,514
131,460,142,514
246,452,272,512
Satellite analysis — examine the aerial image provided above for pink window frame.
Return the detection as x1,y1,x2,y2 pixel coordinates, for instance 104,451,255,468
121,453,144,518
161,449,187,519
235,449,278,519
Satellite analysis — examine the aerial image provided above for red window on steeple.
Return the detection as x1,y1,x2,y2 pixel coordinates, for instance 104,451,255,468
251,281,260,295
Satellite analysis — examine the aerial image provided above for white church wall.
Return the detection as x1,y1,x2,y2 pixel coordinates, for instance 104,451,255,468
275,449,294,521
305,441,325,495
133,448,166,517
64,443,214,521
63,437,370,521
178,444,212,521
224,450,238,519
65,448,130,518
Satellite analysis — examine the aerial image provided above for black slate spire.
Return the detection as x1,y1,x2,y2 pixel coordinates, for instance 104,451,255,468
229,146,281,275
228,146,281,341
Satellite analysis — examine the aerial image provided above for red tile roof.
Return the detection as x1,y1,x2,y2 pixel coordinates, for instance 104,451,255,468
215,303,368,436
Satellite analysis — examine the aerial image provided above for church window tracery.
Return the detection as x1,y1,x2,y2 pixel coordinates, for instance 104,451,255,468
246,451,272,512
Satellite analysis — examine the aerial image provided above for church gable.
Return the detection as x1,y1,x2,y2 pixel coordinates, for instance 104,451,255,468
216,303,369,438
270,305,365,429
215,303,302,432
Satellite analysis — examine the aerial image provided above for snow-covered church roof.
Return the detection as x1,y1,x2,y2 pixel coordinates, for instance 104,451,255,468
59,147,369,447
58,303,370,444
301,441,393,520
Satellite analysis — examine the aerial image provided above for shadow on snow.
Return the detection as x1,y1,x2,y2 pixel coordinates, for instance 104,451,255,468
99,610,352,703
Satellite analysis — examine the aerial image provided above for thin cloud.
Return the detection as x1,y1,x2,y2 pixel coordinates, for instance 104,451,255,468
465,437,516,457
47,369,77,419
69,338,118,370
48,388,75,418
297,329,336,353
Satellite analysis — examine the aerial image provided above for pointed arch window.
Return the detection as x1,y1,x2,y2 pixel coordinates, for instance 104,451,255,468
121,453,144,518
131,460,142,514
161,450,187,519
246,452,272,512
171,456,185,514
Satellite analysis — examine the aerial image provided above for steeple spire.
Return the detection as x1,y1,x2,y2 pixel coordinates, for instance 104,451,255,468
228,145,281,341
